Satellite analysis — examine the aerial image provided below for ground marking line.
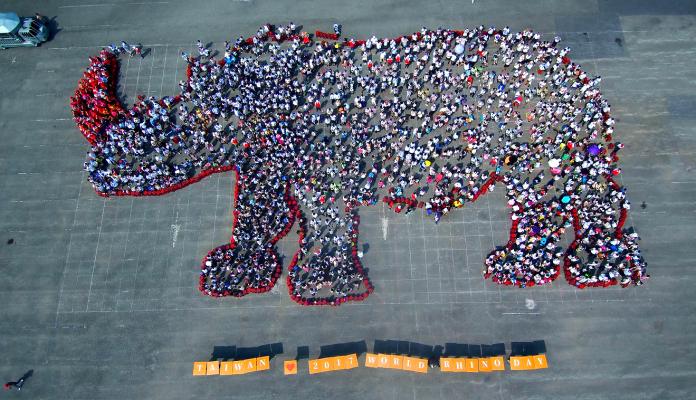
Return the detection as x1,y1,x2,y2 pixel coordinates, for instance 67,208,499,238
64,24,116,30
134,52,143,100
502,312,542,315
60,3,115,8
59,2,169,8
52,294,639,314
146,46,156,96
85,196,106,312
159,44,169,96
54,161,88,326
58,34,646,310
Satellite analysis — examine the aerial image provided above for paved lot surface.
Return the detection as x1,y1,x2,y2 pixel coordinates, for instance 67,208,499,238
1,0,695,399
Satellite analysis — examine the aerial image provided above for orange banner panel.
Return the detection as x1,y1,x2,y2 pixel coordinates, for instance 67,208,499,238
523,356,535,370
343,354,359,370
308,358,331,374
243,358,257,373
206,361,220,375
364,353,379,368
377,354,391,369
229,360,246,375
402,356,428,374
489,356,505,371
284,360,298,375
332,354,358,370
308,359,321,375
440,357,454,372
320,357,335,372
440,358,467,372
532,354,548,369
464,358,479,373
219,361,234,375
478,358,492,373
389,355,404,370
192,362,207,376
256,356,270,372
309,356,352,374
509,356,533,371
509,356,523,370
330,356,345,370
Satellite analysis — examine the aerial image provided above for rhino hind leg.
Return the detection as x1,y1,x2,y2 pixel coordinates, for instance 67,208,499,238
484,199,567,288
286,208,373,306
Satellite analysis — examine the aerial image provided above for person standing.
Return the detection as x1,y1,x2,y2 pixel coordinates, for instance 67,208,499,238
3,377,25,391
133,43,143,58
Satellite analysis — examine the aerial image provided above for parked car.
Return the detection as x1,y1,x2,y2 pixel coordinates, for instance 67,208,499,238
0,12,49,49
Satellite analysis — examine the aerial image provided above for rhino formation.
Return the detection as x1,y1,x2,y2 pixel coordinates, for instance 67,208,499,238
70,25,648,306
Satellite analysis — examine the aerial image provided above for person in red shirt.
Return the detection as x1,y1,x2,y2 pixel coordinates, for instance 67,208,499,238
3,377,25,391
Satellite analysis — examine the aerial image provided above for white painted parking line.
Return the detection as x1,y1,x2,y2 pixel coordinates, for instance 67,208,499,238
63,24,116,30
502,312,542,315
146,46,156,96
59,4,113,8
159,44,169,96
60,2,169,9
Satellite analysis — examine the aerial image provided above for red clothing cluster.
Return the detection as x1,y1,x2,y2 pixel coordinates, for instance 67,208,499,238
315,31,339,40
70,50,124,145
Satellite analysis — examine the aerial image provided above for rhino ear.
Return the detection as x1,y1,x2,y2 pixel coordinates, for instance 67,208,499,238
71,50,125,146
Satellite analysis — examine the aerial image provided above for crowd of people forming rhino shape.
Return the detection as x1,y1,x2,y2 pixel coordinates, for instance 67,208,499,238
71,23,648,306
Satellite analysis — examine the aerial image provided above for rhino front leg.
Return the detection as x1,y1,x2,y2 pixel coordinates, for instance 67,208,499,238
199,169,297,297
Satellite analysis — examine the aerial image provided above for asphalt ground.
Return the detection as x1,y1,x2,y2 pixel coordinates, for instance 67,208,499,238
1,0,695,399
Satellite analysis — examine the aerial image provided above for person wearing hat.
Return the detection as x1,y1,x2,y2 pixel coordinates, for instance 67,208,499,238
3,377,25,391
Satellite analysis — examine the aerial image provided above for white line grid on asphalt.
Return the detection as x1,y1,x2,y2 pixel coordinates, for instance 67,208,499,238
45,27,667,52
55,182,647,315
56,42,166,315
53,37,650,315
